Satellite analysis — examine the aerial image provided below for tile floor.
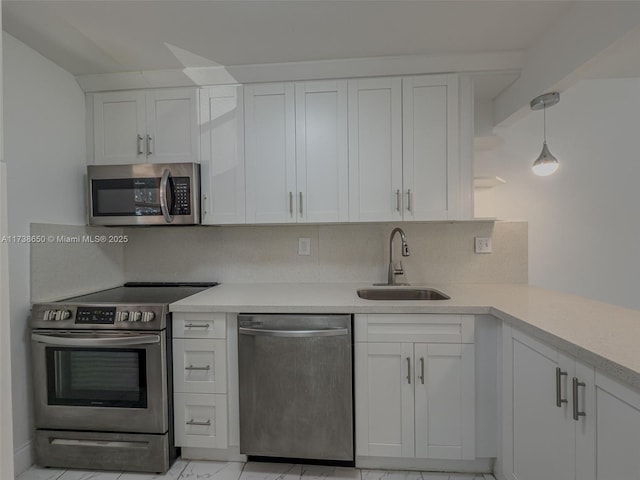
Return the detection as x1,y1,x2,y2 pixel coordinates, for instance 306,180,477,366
16,460,496,480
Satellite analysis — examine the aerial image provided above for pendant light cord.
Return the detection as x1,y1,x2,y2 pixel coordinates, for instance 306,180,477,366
543,102,547,143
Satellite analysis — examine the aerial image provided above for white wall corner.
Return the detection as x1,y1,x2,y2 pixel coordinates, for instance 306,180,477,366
494,2,640,127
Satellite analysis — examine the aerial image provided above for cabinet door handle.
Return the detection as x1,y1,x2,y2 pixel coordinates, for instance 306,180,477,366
572,377,586,421
289,192,294,217
299,192,303,217
185,365,210,371
556,367,568,407
406,357,411,384
396,189,401,212
418,357,425,384
137,134,144,156
184,323,210,329
186,419,211,427
146,135,153,156
406,189,412,212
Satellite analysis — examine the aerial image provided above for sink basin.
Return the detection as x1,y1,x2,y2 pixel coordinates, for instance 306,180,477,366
357,288,450,301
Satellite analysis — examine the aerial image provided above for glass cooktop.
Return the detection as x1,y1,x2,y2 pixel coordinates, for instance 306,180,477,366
61,282,218,305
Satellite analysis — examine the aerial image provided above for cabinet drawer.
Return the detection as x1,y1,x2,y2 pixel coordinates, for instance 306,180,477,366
173,338,227,394
174,393,228,449
356,314,474,343
173,313,226,339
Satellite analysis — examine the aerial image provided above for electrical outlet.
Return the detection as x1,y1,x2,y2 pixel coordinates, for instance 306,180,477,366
298,237,311,256
475,237,492,254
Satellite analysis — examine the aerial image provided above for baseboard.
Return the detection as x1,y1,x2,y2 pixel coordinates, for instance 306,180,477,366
181,446,247,463
13,440,33,477
355,456,493,473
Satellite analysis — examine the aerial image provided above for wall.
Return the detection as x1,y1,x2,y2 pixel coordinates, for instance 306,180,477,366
476,78,640,310
2,33,86,474
123,221,527,285
30,224,125,303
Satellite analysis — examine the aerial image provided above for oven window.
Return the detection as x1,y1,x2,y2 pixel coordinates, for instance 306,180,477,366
46,347,147,408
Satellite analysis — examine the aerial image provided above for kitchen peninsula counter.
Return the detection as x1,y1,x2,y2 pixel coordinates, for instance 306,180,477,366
171,282,640,389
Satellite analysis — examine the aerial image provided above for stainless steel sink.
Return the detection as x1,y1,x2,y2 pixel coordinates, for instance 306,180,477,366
357,288,450,301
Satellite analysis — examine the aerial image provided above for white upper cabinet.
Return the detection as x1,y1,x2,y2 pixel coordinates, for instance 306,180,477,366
348,74,462,222
403,74,459,220
295,80,349,223
244,81,349,224
348,77,403,222
244,83,297,223
92,91,146,165
92,88,199,165
200,86,245,225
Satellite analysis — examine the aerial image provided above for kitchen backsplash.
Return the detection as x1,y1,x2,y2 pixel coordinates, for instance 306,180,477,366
123,221,527,285
31,221,526,301
31,223,125,302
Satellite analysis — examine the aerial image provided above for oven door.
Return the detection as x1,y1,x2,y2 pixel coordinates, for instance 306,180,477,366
31,330,168,434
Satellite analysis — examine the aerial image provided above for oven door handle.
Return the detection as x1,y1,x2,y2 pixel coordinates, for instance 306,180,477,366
31,332,160,347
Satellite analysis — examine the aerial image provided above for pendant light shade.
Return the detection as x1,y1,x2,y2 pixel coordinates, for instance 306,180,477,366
532,141,559,176
530,92,560,176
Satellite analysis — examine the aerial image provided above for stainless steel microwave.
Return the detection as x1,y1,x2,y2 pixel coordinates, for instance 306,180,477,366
87,163,200,226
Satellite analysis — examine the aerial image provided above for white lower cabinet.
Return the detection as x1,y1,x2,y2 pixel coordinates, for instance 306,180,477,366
501,326,595,480
173,312,228,450
594,372,640,479
355,314,475,461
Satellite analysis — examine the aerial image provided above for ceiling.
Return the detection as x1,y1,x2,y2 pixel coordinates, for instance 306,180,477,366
3,1,574,86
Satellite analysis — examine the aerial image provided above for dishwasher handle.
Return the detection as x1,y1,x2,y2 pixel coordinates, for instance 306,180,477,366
239,326,349,338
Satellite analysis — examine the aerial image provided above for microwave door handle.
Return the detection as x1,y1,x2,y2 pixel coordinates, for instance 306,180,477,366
159,169,174,224
31,332,160,347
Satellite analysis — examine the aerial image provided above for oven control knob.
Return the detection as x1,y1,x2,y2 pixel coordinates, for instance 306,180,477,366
42,310,53,321
141,312,155,323
115,311,129,322
53,310,70,321
129,311,142,322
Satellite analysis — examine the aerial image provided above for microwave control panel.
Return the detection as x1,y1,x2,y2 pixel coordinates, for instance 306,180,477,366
173,177,191,215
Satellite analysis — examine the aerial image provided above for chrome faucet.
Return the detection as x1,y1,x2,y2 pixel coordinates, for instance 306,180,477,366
387,227,410,285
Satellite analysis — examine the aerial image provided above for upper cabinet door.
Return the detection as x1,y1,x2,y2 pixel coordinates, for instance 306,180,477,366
295,80,349,223
146,88,199,163
403,74,459,221
200,86,245,225
93,91,146,165
348,77,402,222
244,83,296,224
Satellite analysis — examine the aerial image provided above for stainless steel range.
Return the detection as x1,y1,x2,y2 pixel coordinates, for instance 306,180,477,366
29,282,217,473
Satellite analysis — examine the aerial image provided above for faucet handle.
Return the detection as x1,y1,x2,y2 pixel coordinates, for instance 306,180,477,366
402,242,409,256
394,261,404,276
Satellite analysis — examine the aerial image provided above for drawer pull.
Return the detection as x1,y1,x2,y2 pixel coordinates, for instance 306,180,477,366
185,365,210,371
186,419,211,427
184,323,210,329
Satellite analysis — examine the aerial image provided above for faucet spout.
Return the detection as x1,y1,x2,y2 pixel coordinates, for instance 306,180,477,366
387,227,410,285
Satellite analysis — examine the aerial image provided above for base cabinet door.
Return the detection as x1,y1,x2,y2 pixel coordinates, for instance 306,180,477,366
594,373,640,479
355,342,414,457
502,327,595,480
414,343,474,460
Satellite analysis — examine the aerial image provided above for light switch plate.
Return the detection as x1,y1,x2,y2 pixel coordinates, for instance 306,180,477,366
475,236,492,254
298,237,311,256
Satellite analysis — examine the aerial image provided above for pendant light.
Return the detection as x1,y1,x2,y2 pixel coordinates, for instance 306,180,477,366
530,92,560,176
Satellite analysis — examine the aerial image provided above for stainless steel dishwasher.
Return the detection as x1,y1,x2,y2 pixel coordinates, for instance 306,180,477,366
238,314,353,463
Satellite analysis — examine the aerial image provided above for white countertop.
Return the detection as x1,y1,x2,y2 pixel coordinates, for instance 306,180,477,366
171,282,640,389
